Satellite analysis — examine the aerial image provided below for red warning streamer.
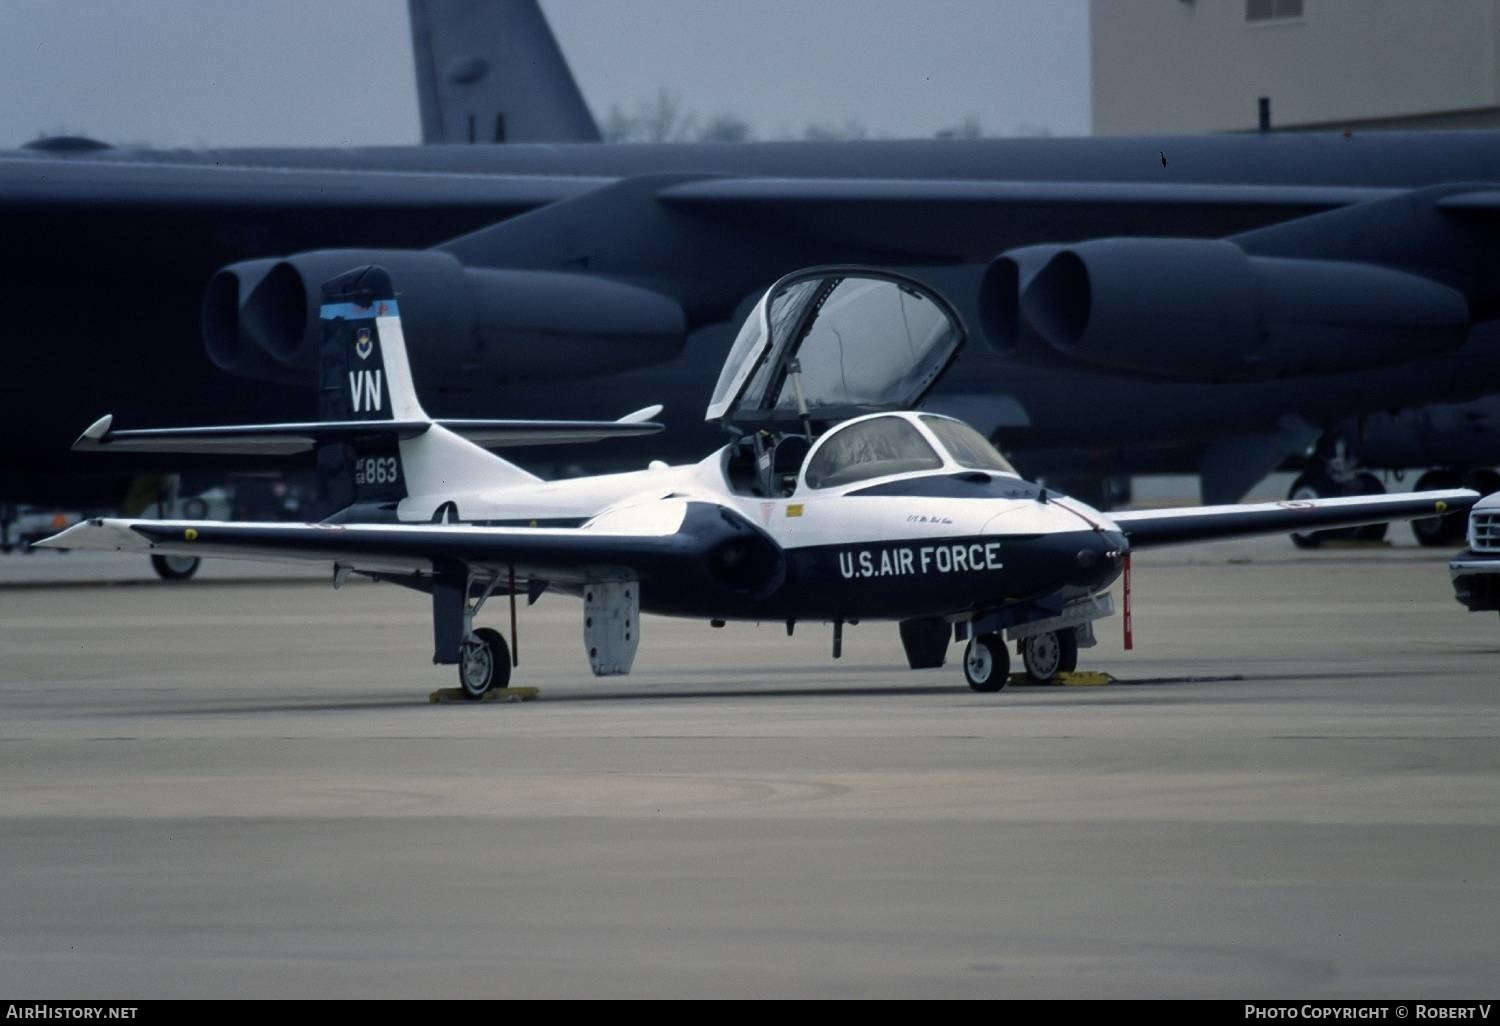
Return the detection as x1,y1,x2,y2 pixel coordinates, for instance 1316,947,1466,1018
1123,553,1134,651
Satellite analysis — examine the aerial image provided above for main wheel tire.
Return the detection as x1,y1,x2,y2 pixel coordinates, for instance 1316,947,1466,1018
1412,470,1465,547
1288,473,1336,549
898,617,951,669
151,554,200,580
1022,629,1080,682
458,627,511,699
1353,472,1389,542
963,634,1010,693
1467,468,1500,499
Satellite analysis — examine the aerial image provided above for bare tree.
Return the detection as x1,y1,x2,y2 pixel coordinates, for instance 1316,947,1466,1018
935,115,984,140
801,118,868,142
699,112,754,143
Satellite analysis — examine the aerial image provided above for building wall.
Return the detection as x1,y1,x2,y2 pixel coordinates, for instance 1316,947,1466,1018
1090,0,1500,134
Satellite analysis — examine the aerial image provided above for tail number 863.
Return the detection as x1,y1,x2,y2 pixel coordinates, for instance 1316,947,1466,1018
355,456,400,486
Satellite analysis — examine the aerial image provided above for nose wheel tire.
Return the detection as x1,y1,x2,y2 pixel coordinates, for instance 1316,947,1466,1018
458,627,511,699
1022,629,1078,684
963,634,1009,693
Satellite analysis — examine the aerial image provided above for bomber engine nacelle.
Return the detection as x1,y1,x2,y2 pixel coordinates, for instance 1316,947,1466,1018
983,238,1471,380
203,249,687,388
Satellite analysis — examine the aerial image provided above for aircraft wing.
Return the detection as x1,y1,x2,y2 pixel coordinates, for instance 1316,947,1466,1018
0,157,607,261
1109,490,1479,549
35,500,782,591
4,157,1397,266
655,178,1398,257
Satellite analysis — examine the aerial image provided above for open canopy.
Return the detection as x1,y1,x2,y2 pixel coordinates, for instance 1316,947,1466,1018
705,268,966,427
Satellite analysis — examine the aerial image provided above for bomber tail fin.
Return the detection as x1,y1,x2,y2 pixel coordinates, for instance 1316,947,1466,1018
408,0,601,145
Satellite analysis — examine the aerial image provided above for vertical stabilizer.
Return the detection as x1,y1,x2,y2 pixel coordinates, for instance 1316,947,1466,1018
319,266,429,426
317,266,426,510
408,0,601,144
319,265,540,517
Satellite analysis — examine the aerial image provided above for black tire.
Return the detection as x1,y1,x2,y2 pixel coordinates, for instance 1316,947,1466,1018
458,627,511,699
963,633,1010,693
1049,629,1082,676
151,554,200,580
1353,472,1388,542
1467,468,1500,499
1412,470,1465,547
1021,630,1073,684
1288,473,1335,549
1021,630,1080,682
898,617,951,669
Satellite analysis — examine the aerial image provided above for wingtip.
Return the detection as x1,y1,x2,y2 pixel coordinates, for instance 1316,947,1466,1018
618,404,664,424
74,414,113,449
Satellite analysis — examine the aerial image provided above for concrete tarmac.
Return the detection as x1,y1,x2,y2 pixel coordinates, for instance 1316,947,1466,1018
1,538,1497,998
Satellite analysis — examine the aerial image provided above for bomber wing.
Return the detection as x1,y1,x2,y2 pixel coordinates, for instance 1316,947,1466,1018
0,158,606,262
1109,490,1479,549
3,158,1396,267
655,178,1397,258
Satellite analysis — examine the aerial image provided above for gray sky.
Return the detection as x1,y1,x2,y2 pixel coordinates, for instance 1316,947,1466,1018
0,0,1090,149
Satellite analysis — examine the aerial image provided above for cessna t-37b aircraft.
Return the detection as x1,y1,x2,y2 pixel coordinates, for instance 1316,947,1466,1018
40,266,1480,698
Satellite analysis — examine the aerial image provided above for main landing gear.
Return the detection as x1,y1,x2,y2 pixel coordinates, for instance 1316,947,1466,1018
437,572,519,700
1408,469,1498,547
150,553,202,581
1287,469,1387,548
1288,442,1499,548
459,626,511,699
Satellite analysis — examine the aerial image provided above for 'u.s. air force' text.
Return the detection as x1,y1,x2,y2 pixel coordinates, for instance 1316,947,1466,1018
838,542,1003,579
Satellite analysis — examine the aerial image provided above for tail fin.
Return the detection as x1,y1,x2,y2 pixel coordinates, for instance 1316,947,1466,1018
72,264,661,521
317,266,540,514
319,265,428,425
408,0,601,145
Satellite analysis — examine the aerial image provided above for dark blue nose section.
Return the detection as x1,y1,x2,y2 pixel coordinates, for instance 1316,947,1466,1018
1068,529,1128,589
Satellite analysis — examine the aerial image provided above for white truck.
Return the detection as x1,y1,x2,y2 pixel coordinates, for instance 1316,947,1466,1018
1450,491,1500,613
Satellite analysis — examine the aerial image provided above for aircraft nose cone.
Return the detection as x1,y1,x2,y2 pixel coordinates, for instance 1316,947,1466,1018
1071,530,1128,588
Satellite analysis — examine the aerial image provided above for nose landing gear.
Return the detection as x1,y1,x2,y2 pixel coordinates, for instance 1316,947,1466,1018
963,633,1010,692
1019,629,1079,685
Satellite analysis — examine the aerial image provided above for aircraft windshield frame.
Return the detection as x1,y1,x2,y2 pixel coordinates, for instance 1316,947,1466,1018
704,267,965,426
919,415,1018,475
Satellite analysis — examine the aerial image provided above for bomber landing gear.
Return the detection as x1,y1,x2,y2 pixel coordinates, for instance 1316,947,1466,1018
1288,470,1386,548
963,633,1010,692
458,626,511,699
1020,629,1078,685
1411,469,1492,547
151,554,201,580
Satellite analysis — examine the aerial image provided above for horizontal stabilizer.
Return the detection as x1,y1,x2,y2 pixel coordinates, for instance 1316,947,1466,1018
73,413,664,456
436,410,665,449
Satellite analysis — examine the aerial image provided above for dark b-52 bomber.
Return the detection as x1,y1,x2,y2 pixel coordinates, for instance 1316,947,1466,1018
41,267,1478,696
